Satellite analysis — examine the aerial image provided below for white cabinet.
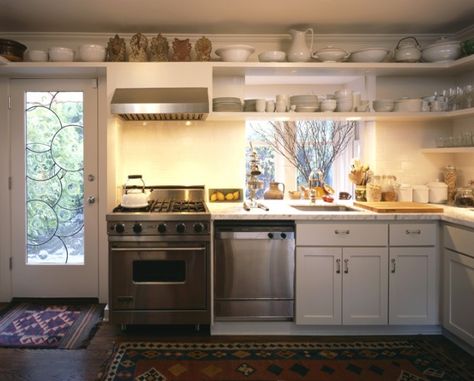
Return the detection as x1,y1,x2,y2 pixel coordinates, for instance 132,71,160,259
443,224,474,346
296,247,341,325
388,223,439,325
296,222,388,325
389,247,438,324
342,247,388,325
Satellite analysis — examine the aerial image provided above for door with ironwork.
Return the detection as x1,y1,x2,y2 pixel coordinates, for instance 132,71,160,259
10,79,98,297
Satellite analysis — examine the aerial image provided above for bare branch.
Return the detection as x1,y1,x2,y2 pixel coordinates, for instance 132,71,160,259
251,120,355,183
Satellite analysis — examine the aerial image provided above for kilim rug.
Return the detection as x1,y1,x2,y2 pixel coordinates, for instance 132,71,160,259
0,302,103,349
99,339,473,381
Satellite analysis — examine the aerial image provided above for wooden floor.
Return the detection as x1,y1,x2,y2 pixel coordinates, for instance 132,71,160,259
0,319,472,381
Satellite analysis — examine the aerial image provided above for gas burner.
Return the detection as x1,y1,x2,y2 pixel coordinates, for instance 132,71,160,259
150,200,207,213
112,203,152,213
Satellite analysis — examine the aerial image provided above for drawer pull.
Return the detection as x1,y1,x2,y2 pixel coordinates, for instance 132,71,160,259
391,258,396,273
405,229,421,235
335,229,350,235
344,258,349,274
336,258,341,274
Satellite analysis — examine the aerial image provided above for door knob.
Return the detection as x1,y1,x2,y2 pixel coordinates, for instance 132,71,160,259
88,195,96,204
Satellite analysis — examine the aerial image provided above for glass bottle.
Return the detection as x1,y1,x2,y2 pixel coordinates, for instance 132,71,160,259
443,166,457,204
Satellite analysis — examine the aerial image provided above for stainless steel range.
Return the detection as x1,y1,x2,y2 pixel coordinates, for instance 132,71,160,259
106,185,210,326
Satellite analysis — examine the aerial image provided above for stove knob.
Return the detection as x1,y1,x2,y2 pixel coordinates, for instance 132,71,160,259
193,223,205,233
115,224,125,233
133,223,142,234
157,223,167,233
176,223,186,233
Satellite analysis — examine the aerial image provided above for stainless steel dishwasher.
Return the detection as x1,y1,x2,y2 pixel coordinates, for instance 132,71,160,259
214,221,295,321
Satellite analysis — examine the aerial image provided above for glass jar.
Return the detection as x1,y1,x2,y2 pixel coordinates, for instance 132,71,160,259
366,176,382,202
381,175,398,201
454,187,474,207
443,165,457,204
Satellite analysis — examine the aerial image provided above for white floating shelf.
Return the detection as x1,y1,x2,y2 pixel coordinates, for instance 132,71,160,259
207,108,474,122
421,147,474,154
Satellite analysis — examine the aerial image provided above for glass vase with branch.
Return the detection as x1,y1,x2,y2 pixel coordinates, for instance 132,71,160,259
251,119,356,192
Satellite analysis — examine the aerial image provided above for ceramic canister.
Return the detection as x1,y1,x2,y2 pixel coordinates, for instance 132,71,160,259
427,181,448,204
397,184,413,202
412,185,429,203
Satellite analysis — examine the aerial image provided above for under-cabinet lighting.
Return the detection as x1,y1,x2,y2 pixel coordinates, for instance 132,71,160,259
275,116,290,121
185,121,192,126
346,117,361,121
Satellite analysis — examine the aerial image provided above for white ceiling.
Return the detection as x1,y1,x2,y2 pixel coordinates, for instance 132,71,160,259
2,0,474,35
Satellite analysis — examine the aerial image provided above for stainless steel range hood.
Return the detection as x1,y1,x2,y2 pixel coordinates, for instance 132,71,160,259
111,87,209,121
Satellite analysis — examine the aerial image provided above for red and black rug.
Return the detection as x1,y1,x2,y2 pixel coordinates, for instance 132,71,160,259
99,338,473,381
0,302,103,349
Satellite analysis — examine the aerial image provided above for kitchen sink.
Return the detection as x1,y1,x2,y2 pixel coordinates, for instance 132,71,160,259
289,204,362,212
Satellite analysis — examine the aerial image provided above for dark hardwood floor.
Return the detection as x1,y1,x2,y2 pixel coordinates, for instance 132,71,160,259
0,316,472,381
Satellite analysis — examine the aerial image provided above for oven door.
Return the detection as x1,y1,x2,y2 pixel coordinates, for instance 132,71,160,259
110,242,208,311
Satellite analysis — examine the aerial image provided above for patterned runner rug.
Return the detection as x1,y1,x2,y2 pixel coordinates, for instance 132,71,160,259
99,339,473,381
0,302,103,349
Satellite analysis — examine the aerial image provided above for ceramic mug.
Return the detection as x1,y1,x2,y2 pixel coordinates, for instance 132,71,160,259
275,100,286,112
256,99,266,112
266,100,275,112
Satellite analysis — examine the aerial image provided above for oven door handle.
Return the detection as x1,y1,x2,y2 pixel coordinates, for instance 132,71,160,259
111,247,206,252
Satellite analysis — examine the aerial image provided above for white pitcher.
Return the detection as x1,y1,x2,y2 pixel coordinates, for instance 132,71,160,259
288,28,314,62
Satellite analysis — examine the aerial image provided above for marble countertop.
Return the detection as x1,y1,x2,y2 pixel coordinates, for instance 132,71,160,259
207,200,474,229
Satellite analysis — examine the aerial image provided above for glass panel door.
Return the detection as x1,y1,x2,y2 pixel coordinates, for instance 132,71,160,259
26,91,85,265
10,79,98,297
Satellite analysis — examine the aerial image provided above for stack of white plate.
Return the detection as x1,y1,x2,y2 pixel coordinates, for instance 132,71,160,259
243,99,258,112
289,95,319,112
213,97,242,112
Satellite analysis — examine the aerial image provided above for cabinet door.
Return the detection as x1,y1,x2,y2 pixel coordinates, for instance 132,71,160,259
342,247,388,325
443,248,474,346
296,247,342,325
389,247,438,325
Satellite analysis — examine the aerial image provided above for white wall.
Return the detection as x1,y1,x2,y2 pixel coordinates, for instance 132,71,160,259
116,120,246,201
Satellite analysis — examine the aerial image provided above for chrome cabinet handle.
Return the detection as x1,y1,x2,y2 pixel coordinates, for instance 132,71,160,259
405,229,421,235
336,258,341,274
335,229,350,235
391,258,396,273
88,195,96,204
343,258,349,273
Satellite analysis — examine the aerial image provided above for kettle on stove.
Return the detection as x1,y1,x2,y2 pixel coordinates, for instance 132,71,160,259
121,175,148,208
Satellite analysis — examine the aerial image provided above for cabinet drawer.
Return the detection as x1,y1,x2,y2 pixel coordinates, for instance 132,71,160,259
297,223,387,246
389,223,437,246
444,225,474,257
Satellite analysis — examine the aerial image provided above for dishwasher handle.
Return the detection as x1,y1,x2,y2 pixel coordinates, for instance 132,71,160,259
216,231,295,240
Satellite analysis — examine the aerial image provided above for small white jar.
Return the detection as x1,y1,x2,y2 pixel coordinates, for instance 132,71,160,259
427,181,448,204
397,184,413,202
413,185,429,203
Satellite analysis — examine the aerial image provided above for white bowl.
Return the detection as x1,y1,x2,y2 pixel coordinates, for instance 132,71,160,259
350,48,388,62
78,44,106,62
422,38,461,62
394,98,422,112
258,50,286,62
373,99,395,112
335,89,353,98
49,47,74,62
290,95,318,104
26,49,48,62
321,99,337,112
215,44,255,62
336,100,353,112
295,105,318,112
312,47,349,62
